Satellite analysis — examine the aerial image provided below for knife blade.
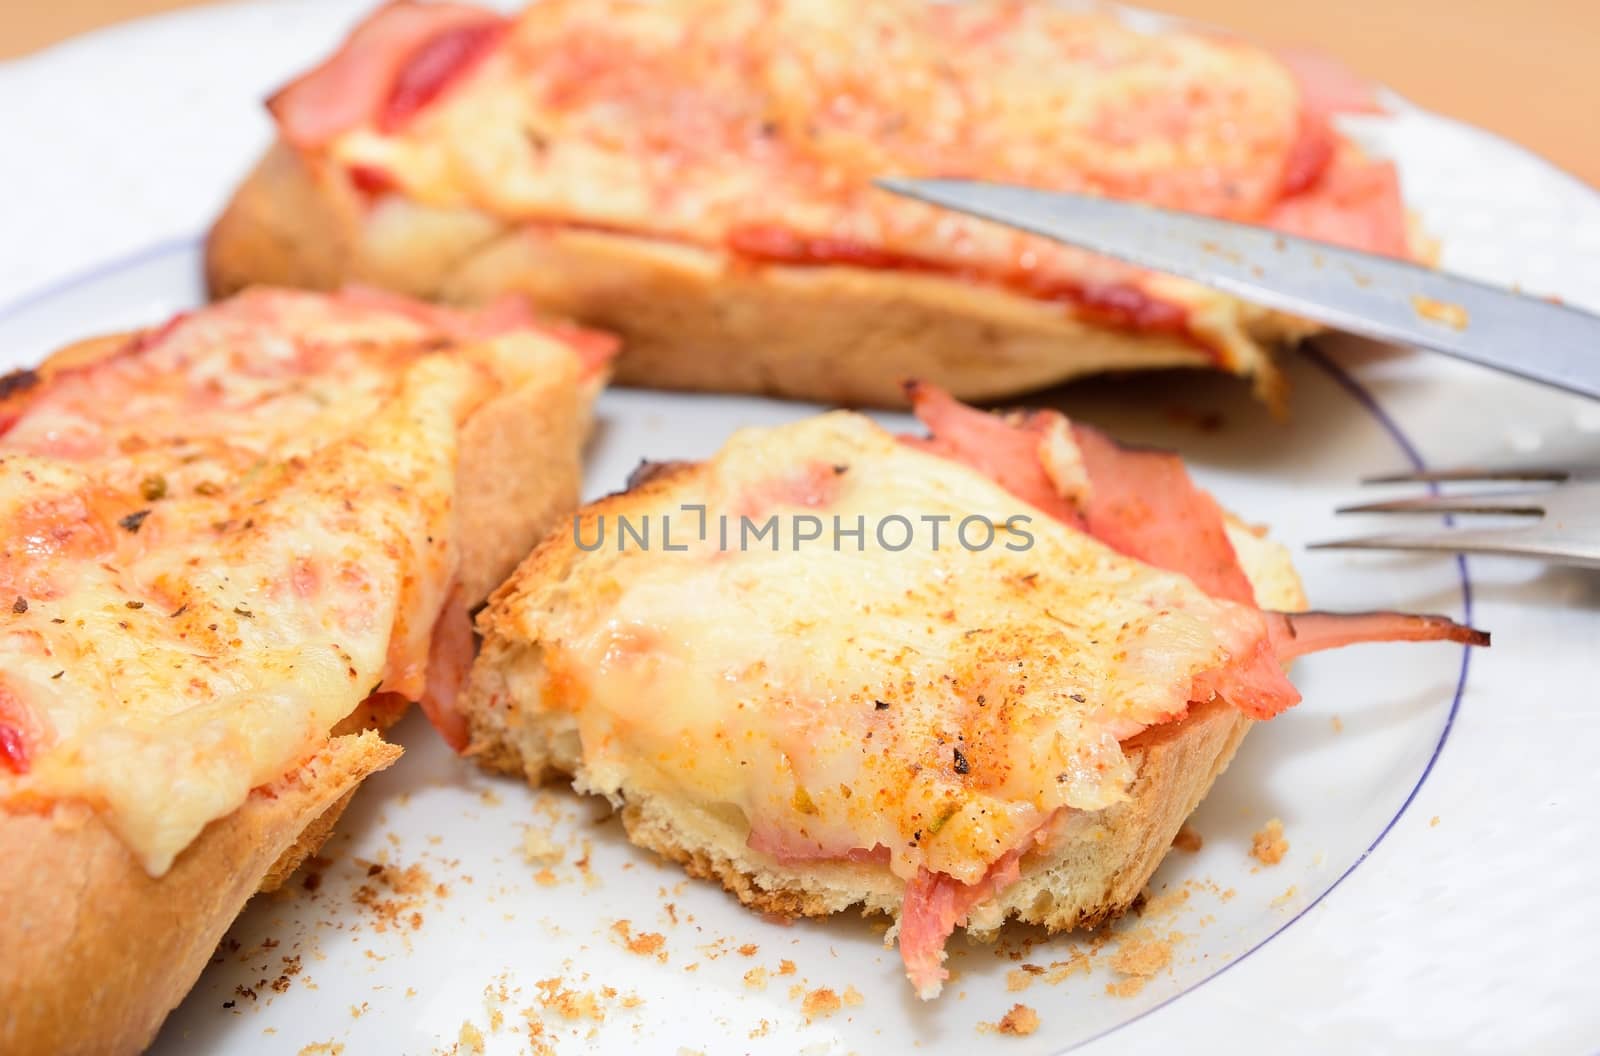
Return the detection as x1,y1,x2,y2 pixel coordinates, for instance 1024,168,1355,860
874,178,1600,401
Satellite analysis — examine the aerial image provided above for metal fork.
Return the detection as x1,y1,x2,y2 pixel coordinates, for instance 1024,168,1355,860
1312,464,1600,568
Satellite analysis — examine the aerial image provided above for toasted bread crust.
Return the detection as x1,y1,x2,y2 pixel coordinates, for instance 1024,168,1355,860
207,143,1311,409
462,434,1307,958
0,319,597,1055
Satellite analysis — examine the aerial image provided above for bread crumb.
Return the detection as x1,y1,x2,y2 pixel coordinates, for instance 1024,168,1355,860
533,978,604,1021
1330,715,1344,733
983,1003,1040,1036
801,987,842,1019
521,825,563,865
351,860,440,933
842,985,863,1007
1171,824,1203,853
1105,977,1145,998
749,1019,773,1039
458,1021,485,1054
1272,886,1298,908
736,943,758,957
521,1007,552,1055
1412,294,1470,330
1249,818,1288,866
1044,951,1091,984
575,838,598,888
1430,815,1440,828
1005,968,1034,992
1139,886,1190,920
297,1044,344,1056
1110,930,1177,978
610,920,667,959
743,966,768,990
776,959,796,976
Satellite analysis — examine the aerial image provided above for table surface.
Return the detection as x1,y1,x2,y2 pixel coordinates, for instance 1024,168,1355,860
3,0,1596,187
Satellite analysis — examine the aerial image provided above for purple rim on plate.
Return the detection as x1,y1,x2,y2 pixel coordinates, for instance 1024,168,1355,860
1064,346,1476,1052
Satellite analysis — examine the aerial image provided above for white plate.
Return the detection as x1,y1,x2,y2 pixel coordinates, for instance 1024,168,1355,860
2,4,1597,1053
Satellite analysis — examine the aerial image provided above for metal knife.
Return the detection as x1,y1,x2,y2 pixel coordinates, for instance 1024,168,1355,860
874,178,1600,401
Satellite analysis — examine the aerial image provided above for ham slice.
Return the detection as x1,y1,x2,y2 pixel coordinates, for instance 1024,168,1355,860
899,851,1024,998
0,680,52,775
747,825,890,866
1267,46,1407,257
1278,47,1383,118
379,19,506,133
906,380,1258,605
889,387,1486,988
1067,423,1259,606
0,687,31,774
268,1,505,150
418,587,476,752
1266,148,1410,259
907,384,1485,722
1254,45,1408,257
1267,610,1489,657
901,381,1087,530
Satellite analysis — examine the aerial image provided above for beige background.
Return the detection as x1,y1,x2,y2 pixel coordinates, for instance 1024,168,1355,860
3,0,1596,186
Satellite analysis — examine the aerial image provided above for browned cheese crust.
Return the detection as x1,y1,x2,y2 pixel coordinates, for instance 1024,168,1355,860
0,321,598,1055
207,144,1310,410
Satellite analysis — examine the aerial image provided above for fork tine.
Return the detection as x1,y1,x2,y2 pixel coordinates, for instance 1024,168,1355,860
1361,465,1573,486
1337,489,1548,516
1310,525,1600,568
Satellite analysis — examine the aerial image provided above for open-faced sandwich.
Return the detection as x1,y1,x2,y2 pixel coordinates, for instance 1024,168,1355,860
0,288,612,1055
208,0,1411,410
456,384,1484,998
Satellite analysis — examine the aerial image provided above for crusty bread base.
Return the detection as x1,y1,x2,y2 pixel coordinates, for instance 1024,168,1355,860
0,732,400,1056
207,143,1315,410
612,699,1250,934
0,322,596,1055
464,518,1306,972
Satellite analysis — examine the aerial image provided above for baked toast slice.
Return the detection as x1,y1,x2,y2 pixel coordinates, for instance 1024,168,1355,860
0,288,611,1054
457,392,1480,997
206,0,1419,411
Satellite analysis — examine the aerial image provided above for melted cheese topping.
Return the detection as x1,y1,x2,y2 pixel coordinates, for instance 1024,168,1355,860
323,0,1325,320
0,290,573,874
490,414,1266,884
